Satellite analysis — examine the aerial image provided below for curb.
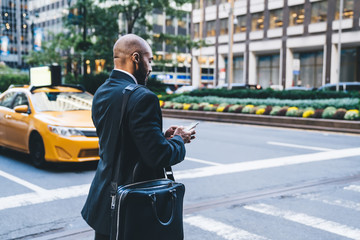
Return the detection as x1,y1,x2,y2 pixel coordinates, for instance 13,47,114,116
162,109,360,134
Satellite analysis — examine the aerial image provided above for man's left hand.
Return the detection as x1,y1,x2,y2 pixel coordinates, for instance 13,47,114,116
165,125,177,140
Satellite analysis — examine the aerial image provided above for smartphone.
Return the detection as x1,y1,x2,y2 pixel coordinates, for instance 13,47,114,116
185,122,199,131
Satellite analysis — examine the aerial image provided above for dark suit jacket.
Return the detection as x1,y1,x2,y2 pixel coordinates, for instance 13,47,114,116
81,70,186,235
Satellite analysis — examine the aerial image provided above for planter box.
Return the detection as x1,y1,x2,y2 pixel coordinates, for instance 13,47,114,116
162,109,360,134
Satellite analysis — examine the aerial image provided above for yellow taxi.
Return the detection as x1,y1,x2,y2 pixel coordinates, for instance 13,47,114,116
0,85,99,167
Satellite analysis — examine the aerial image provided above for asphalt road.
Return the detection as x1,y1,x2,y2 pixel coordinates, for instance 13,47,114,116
0,118,360,240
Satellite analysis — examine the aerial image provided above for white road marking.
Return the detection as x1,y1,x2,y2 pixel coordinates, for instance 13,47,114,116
267,141,333,152
185,157,223,166
0,170,46,193
344,185,360,193
299,194,360,211
1,147,360,211
244,203,360,240
0,184,90,211
176,147,360,180
184,215,268,240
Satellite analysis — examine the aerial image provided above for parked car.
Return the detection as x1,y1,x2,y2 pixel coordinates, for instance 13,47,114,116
216,83,262,90
285,86,316,91
174,85,197,94
317,82,360,92
0,85,99,167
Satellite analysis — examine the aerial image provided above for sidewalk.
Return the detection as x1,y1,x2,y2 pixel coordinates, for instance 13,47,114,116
33,228,93,240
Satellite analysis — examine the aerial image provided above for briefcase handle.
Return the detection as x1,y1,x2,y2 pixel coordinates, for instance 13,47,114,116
149,189,177,226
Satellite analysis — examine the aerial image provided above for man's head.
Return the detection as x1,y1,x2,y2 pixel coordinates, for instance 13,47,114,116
113,34,153,85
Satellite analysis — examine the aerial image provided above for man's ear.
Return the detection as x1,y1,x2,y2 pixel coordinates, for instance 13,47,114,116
131,52,140,64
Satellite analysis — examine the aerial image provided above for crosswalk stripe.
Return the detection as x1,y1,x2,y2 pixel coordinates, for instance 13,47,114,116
267,141,333,151
184,215,269,240
0,184,90,211
0,170,46,193
244,203,360,239
344,185,360,193
185,157,223,166
299,194,360,211
176,147,360,180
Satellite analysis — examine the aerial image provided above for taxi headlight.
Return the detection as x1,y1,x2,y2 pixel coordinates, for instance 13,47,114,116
48,125,84,137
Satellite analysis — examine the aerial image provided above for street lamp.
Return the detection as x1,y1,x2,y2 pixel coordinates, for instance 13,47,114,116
336,0,344,92
227,0,235,90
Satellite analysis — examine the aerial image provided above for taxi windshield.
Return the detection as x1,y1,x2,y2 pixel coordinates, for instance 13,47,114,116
31,91,93,112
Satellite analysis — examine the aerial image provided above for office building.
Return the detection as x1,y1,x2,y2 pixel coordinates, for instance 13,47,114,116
191,0,360,89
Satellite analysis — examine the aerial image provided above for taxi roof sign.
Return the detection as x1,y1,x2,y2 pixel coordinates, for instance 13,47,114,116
30,65,61,87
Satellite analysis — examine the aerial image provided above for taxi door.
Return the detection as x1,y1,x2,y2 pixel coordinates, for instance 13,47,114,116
5,93,31,151
0,91,17,147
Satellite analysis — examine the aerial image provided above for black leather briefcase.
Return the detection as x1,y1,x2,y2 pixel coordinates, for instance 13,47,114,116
111,178,185,240
109,85,185,240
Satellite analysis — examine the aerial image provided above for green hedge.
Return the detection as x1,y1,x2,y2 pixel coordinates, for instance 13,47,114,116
171,95,360,110
189,88,359,100
0,73,29,92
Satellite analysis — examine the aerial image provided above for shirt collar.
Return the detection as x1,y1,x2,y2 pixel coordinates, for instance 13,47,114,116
114,69,138,84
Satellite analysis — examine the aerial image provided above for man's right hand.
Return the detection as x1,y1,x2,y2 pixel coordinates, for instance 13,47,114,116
174,126,196,144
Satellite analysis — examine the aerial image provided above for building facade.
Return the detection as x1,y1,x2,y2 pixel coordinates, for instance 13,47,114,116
0,0,29,68
191,0,360,89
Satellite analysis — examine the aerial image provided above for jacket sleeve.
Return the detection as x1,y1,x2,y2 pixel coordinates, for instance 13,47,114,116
128,91,186,168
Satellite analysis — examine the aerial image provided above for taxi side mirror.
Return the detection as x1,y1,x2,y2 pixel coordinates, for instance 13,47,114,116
14,105,30,114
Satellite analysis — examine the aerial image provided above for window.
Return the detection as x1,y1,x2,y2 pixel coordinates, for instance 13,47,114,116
206,20,216,37
193,0,200,9
225,56,245,84
257,55,280,88
340,48,358,82
289,5,305,26
12,93,29,109
251,13,265,31
311,1,327,23
194,23,200,38
0,92,16,108
220,18,228,35
269,8,283,29
235,15,247,33
294,51,324,88
335,0,354,20
206,0,216,6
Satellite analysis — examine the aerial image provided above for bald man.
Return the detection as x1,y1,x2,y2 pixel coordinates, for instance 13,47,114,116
81,34,195,239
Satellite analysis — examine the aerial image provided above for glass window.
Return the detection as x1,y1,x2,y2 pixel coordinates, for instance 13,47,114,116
31,92,93,112
269,8,283,29
206,20,216,37
0,92,16,108
257,54,280,88
340,48,357,82
12,93,29,109
235,15,247,33
220,18,228,35
194,23,200,38
225,56,244,84
251,13,264,31
311,1,327,23
251,13,265,31
294,51,324,88
206,0,216,6
289,5,305,26
335,0,354,20
193,0,200,9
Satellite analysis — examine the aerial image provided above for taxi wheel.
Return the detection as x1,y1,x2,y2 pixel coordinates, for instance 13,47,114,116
30,133,46,168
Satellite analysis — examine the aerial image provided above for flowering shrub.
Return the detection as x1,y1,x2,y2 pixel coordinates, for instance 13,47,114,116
228,104,241,112
333,108,347,119
303,110,314,118
285,107,299,117
277,107,289,116
242,105,254,114
313,109,324,118
183,103,192,110
173,103,184,109
263,106,272,115
256,108,265,115
344,109,360,120
322,106,337,119
163,101,173,109
159,100,164,108
270,106,282,116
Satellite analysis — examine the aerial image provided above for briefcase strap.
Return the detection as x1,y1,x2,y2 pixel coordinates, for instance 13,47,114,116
110,85,175,201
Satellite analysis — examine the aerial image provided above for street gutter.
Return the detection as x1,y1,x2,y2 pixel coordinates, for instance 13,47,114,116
162,109,360,134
